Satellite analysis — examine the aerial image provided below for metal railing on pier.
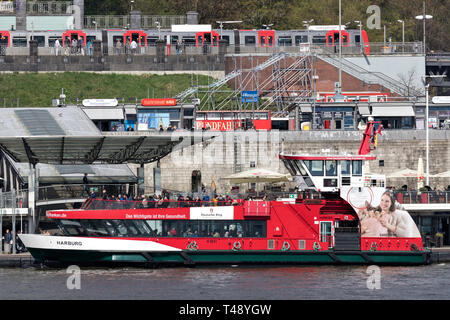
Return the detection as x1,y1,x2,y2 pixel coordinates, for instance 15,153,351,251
0,42,424,57
395,191,450,205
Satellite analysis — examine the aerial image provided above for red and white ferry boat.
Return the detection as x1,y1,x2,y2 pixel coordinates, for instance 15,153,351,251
20,123,431,266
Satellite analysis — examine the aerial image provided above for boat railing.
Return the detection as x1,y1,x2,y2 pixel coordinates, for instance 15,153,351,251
394,191,450,205
81,198,236,210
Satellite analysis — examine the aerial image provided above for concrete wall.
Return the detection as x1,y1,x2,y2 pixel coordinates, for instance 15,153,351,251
139,130,450,194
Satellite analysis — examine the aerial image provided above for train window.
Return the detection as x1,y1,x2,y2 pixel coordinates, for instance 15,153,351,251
244,36,256,46
87,36,96,43
222,35,230,45
278,36,292,46
113,36,123,45
267,36,273,46
182,37,196,46
30,36,45,47
12,37,27,47
147,36,158,46
327,35,333,45
295,35,308,45
354,35,361,43
48,37,59,47
171,35,179,44
312,36,326,44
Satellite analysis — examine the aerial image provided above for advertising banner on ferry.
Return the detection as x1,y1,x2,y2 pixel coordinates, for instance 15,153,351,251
341,187,421,238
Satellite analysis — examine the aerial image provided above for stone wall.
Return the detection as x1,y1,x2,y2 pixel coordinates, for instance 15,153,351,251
138,130,450,194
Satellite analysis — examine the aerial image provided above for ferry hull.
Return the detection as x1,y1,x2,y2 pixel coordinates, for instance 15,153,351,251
27,248,431,267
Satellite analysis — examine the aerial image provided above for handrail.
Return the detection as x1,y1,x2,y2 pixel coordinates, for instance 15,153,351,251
395,191,450,205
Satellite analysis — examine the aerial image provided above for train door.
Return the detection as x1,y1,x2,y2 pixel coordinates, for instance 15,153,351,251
326,30,349,51
320,221,334,248
123,30,147,47
0,31,10,56
258,30,275,47
62,30,86,47
196,31,219,47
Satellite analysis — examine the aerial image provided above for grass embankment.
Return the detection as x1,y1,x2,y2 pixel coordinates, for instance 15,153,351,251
0,72,220,107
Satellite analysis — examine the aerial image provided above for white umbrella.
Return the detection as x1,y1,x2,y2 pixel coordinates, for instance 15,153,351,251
431,171,450,178
222,168,292,184
387,168,420,178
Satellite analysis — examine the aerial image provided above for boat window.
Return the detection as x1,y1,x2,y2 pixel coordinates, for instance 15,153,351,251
352,160,362,176
325,160,337,176
111,220,129,236
341,160,351,175
324,179,338,187
294,160,308,176
103,220,117,236
304,176,314,187
131,220,152,236
144,220,162,236
58,219,88,236
123,220,139,236
283,160,298,176
304,160,324,176
79,219,109,237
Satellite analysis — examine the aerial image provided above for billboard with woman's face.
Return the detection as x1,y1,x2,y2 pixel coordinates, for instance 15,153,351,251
341,187,421,238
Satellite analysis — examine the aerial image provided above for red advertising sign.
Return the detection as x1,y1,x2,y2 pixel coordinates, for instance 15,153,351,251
195,120,241,131
141,98,177,106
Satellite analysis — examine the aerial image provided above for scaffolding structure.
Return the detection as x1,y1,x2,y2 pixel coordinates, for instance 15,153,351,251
174,52,315,113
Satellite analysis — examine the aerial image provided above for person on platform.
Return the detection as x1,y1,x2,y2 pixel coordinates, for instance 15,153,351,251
82,173,89,197
3,229,12,254
54,38,61,56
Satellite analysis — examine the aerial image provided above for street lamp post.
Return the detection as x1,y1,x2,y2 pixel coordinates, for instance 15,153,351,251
338,0,342,93
302,19,314,45
397,19,404,51
415,1,433,54
155,21,161,40
354,20,362,53
425,83,430,186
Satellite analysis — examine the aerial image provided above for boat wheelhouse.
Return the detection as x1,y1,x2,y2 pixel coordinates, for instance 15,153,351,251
279,153,385,193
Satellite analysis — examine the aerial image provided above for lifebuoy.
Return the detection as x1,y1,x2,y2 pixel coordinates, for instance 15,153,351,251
186,241,198,251
282,241,290,251
370,242,377,251
232,241,242,251
313,242,321,251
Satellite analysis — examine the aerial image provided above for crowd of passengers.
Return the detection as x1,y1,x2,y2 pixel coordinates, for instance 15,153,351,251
83,189,241,209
